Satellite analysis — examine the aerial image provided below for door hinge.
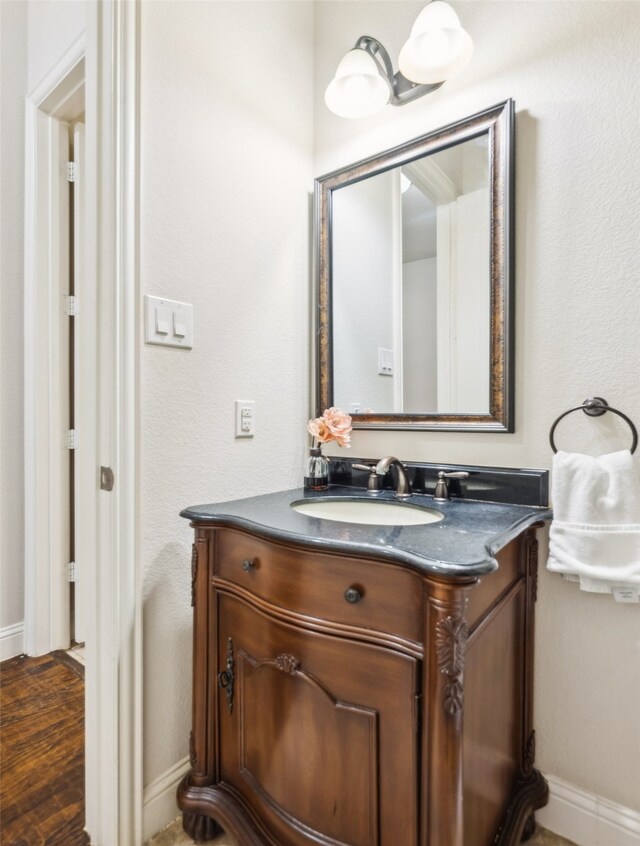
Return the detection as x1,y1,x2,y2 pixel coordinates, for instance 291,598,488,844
65,161,77,182
68,561,78,583
65,429,78,450
64,295,78,316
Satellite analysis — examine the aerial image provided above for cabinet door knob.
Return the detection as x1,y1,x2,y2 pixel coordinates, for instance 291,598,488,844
242,559,255,572
344,587,362,604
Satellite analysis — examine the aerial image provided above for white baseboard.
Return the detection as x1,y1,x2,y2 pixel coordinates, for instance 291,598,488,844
143,756,191,842
1,622,25,661
537,774,640,846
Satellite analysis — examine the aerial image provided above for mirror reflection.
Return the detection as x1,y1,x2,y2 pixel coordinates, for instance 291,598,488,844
332,134,490,416
316,100,514,431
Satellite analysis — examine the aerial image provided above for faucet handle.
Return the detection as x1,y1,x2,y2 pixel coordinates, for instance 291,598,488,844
353,463,382,493
434,470,469,502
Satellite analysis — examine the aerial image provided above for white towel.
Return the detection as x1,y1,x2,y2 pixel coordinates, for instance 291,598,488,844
547,450,640,593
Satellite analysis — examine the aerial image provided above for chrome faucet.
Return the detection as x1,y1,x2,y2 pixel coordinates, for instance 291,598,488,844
375,456,412,499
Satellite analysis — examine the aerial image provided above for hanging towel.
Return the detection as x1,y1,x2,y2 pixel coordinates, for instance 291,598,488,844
547,450,640,593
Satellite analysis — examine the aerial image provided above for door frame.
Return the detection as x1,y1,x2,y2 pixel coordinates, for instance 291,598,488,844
23,2,142,844
24,38,84,659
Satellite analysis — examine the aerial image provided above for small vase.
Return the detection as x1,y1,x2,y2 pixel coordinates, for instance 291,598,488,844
304,446,329,491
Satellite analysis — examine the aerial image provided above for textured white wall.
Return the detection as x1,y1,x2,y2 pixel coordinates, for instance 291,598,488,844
0,0,27,633
315,1,640,811
140,0,314,787
26,0,84,92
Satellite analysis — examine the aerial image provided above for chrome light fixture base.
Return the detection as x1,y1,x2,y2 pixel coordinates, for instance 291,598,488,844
354,36,444,107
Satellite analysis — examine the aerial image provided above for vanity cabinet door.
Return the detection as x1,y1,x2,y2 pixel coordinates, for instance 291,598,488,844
216,591,420,846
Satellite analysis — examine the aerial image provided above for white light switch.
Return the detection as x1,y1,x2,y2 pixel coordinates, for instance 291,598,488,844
145,295,193,349
155,307,170,335
174,312,187,337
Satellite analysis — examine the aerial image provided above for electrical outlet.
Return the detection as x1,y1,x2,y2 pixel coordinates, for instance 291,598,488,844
235,401,255,438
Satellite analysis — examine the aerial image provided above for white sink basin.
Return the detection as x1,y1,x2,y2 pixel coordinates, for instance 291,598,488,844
291,499,443,526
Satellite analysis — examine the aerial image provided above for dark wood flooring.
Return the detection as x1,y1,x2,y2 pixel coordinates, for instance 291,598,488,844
0,651,89,846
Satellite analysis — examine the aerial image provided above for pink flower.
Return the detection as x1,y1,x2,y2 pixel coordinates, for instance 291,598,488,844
307,416,332,443
323,407,352,447
308,407,352,448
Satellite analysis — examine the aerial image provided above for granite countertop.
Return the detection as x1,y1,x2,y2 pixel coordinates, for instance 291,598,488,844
181,487,552,578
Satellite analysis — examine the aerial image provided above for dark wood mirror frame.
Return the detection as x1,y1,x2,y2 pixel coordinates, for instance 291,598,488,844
315,99,515,432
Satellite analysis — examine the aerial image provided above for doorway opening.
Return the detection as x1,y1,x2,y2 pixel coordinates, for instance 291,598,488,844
24,59,86,658
22,45,90,842
68,115,86,653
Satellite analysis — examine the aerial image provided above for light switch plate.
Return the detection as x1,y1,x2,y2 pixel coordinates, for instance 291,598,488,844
378,347,394,376
145,295,193,349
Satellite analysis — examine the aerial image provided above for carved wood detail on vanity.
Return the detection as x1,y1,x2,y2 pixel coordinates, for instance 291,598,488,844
435,615,469,716
178,524,548,846
273,654,301,675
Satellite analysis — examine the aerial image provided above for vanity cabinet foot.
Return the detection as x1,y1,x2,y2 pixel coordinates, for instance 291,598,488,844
178,777,269,845
493,772,549,845
180,804,222,843
520,812,538,842
178,524,547,846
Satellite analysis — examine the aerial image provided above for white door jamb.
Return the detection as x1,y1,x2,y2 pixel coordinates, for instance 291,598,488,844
85,2,142,844
23,2,142,844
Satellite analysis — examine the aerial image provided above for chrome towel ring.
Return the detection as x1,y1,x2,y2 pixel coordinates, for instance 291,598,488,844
549,397,638,454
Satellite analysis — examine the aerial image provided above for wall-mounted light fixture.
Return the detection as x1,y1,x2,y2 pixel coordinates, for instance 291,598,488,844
324,1,473,119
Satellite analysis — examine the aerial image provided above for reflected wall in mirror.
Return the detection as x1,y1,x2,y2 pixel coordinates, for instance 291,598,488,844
315,100,514,431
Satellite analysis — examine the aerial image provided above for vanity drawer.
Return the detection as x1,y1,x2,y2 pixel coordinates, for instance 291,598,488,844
213,528,423,646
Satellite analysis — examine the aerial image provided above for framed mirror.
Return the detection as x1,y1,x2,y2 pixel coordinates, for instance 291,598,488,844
315,99,514,431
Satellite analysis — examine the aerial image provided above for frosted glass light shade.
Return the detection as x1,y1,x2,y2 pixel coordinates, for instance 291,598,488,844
398,1,473,85
324,49,390,119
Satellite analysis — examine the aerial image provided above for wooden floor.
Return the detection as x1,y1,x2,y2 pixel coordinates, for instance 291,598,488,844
0,651,89,846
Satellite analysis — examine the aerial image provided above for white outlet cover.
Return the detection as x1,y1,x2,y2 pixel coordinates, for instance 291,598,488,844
235,400,255,438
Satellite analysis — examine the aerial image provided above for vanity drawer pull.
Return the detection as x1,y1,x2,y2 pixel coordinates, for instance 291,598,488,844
344,587,362,604
242,559,256,572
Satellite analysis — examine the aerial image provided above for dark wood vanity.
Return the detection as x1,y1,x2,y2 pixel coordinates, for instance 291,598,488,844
177,508,548,846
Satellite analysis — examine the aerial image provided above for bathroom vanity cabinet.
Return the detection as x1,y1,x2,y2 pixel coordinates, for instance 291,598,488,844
178,506,548,846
